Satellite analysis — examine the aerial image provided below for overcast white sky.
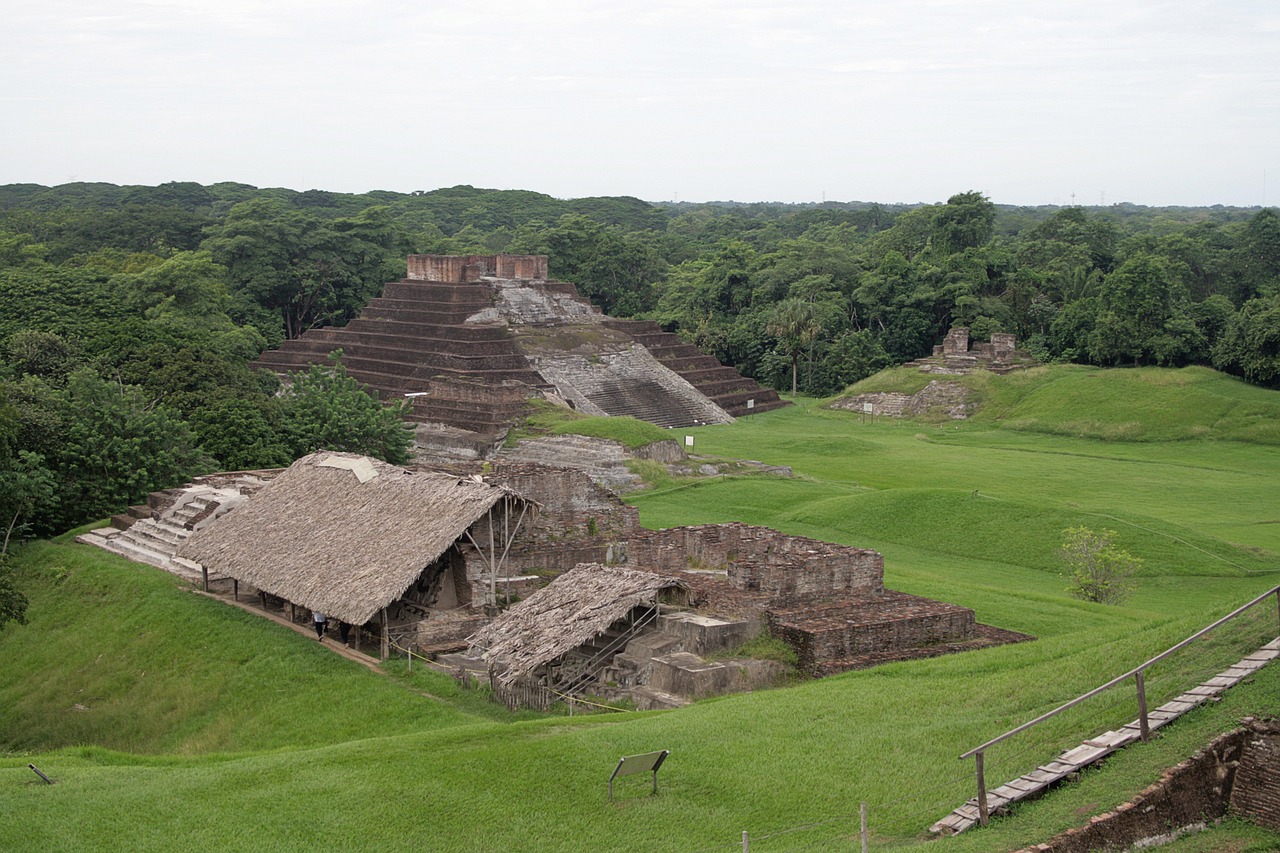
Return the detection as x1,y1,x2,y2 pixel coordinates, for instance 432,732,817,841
4,1,1278,207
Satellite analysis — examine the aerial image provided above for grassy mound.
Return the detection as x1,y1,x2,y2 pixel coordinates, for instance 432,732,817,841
837,364,1280,444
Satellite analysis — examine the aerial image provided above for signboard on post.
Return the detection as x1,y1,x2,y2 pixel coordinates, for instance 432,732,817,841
609,750,670,800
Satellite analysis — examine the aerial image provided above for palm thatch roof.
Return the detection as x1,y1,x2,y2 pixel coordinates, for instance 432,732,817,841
178,452,532,625
469,563,682,684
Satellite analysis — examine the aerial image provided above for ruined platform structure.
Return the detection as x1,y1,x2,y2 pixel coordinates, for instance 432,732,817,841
463,515,1027,709
82,458,1027,709
252,254,788,452
832,326,1039,420
906,327,1035,375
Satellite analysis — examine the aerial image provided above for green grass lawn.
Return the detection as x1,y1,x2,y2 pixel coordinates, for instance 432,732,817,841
2,366,1279,851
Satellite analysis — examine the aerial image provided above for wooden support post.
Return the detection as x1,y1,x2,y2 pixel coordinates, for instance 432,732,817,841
233,579,238,601
380,608,389,661
488,507,496,609
1135,669,1150,742
975,750,989,827
290,603,296,623
201,566,208,593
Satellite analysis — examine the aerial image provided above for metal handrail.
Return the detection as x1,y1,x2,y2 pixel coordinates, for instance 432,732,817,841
961,583,1280,759
957,583,1280,829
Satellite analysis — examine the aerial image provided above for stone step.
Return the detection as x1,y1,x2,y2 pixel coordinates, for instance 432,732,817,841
630,686,689,710
94,535,175,571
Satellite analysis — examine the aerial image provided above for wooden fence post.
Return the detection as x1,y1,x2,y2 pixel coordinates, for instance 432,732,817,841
976,750,989,827
860,801,869,853
1135,669,1150,741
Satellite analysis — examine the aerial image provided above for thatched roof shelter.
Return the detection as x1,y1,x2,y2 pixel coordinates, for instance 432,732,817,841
178,452,533,625
470,563,682,685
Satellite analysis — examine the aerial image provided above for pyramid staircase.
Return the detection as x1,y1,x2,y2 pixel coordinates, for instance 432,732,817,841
253,280,552,435
602,319,789,418
251,259,788,438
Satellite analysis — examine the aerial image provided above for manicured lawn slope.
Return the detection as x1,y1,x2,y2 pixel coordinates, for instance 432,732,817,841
0,540,524,756
2,366,1279,851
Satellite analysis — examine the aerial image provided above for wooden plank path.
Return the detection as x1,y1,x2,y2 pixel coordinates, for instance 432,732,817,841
929,636,1280,836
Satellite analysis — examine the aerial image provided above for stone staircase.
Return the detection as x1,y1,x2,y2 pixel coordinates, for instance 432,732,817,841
253,279,552,434
252,257,788,442
602,319,790,418
581,377,721,428
75,484,249,582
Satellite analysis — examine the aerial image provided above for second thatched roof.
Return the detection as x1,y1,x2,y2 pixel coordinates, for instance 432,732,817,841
178,452,532,625
469,563,682,684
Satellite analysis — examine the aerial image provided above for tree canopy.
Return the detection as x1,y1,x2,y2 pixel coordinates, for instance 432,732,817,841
1,179,1278,563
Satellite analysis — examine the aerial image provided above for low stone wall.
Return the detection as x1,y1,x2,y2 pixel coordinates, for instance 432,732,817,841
1020,720,1280,852
620,523,884,604
768,593,976,675
648,652,785,698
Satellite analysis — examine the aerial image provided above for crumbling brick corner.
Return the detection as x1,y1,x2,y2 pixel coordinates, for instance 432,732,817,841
406,254,548,283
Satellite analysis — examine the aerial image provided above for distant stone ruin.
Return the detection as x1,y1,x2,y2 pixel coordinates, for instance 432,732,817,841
830,327,1037,420
252,254,788,462
906,327,1035,375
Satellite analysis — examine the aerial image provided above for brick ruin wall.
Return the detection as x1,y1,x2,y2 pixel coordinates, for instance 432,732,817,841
1021,721,1280,852
407,253,548,283
941,327,972,356
769,594,975,675
1231,722,1280,831
935,327,1018,361
618,523,884,604
457,464,641,583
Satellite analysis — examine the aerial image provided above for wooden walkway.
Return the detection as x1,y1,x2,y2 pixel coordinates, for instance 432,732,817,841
930,636,1280,836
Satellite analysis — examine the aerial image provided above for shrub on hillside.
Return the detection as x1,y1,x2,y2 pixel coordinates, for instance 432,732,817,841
1059,526,1141,604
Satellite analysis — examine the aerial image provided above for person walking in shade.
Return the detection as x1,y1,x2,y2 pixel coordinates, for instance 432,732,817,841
313,610,327,641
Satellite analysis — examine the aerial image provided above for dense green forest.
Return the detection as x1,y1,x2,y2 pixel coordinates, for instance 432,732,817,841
1,180,1278,617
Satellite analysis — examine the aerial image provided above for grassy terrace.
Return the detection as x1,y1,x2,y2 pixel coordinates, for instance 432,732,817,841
2,365,1279,851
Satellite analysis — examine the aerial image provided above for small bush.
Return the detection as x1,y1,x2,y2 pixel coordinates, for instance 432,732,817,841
1059,526,1142,604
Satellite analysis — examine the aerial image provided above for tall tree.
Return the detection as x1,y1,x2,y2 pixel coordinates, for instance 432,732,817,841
930,191,996,255
279,354,415,465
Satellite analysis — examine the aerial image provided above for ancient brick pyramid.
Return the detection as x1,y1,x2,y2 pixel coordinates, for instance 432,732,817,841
253,254,788,435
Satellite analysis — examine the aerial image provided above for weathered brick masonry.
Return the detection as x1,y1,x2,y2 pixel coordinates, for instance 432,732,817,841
615,523,989,674
1231,721,1280,831
1021,720,1280,851
254,253,786,436
769,592,976,675
479,463,641,577
620,523,884,602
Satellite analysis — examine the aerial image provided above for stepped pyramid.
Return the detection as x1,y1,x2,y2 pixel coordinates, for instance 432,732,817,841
253,254,787,441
